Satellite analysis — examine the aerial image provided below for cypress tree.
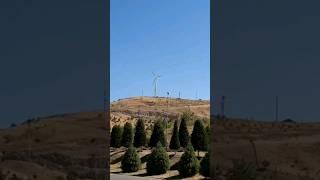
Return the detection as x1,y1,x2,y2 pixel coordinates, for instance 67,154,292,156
146,142,170,175
121,146,141,172
121,122,133,147
169,120,180,150
191,119,208,156
149,120,167,147
179,113,190,148
178,143,200,177
134,118,147,147
110,125,122,148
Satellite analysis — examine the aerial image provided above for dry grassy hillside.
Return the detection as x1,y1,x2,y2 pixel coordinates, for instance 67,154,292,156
110,96,210,129
0,111,107,180
212,118,320,180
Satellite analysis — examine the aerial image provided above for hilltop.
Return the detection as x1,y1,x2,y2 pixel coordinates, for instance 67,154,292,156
110,96,210,128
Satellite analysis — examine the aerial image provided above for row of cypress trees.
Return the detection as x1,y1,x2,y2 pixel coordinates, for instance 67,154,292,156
110,113,209,153
110,119,147,148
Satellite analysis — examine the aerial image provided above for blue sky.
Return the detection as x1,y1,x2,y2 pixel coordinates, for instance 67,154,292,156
111,0,210,102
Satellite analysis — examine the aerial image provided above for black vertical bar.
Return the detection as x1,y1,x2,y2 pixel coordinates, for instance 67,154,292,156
106,0,110,179
210,0,214,179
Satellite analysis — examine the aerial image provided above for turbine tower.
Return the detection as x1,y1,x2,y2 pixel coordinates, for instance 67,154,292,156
152,72,161,97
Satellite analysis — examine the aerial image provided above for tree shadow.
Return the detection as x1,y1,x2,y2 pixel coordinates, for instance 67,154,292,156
110,156,123,164
170,161,179,170
141,154,151,164
169,154,175,159
165,174,181,179
134,172,149,177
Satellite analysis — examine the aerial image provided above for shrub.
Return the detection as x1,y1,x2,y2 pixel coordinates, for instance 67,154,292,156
110,125,122,148
121,122,133,147
121,146,141,172
146,142,170,175
200,152,210,177
179,112,191,148
178,143,200,177
149,120,166,147
169,120,180,150
134,118,147,147
191,119,208,155
226,159,258,180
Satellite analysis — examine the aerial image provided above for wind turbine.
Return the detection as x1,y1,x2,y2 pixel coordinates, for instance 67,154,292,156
152,72,161,97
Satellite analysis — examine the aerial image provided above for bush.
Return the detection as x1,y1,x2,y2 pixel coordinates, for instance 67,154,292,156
179,113,190,148
178,143,200,177
110,125,122,148
200,152,210,177
226,159,258,180
169,120,180,150
121,122,133,147
191,119,208,155
146,142,170,175
134,118,147,147
121,146,141,172
149,120,167,147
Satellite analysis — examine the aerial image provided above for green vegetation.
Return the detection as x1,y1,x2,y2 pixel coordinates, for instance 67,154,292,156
110,125,122,148
179,113,190,148
191,119,208,155
169,120,180,150
134,118,147,147
178,143,200,178
121,122,133,147
121,146,141,172
149,120,167,147
146,142,170,175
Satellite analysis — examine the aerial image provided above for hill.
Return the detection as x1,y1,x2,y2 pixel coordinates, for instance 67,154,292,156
0,111,107,179
110,96,210,128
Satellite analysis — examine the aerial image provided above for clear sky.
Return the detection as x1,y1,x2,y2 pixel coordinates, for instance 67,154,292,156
0,1,106,127
110,0,210,102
